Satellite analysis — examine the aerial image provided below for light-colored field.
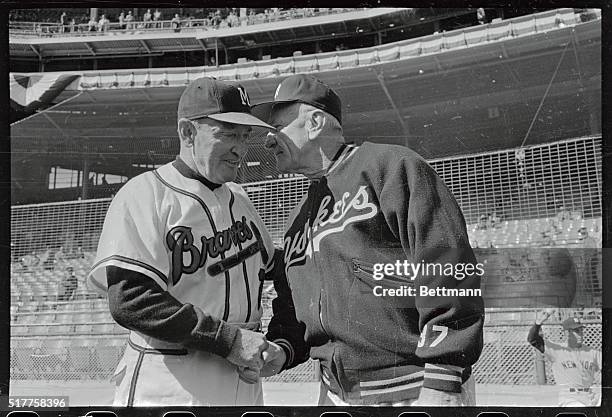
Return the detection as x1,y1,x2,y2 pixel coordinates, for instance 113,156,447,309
10,381,564,407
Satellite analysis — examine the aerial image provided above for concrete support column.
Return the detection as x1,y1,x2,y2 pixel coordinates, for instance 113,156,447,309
82,158,90,200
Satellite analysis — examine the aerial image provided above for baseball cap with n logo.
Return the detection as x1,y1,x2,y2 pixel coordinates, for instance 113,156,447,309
178,77,273,129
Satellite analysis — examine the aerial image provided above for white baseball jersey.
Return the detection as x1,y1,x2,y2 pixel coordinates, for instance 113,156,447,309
88,160,276,406
544,339,601,406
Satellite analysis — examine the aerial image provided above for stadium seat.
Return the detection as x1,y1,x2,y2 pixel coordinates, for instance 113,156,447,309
29,325,51,336
74,312,94,323
55,303,72,312
56,313,74,324
11,324,29,336
52,324,75,335
75,324,93,334
92,299,109,310
15,314,37,324
91,323,116,334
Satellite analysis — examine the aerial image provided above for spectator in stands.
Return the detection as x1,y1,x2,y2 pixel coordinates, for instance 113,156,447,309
557,206,571,223
88,16,97,32
227,9,239,27
488,211,500,228
578,227,599,297
185,15,194,28
212,10,222,28
54,246,66,269
541,231,554,246
69,18,76,33
101,174,109,186
21,251,40,272
58,266,78,302
153,9,162,28
119,12,126,30
477,8,487,25
40,246,55,271
98,14,109,32
477,214,488,230
60,11,67,33
143,9,152,28
126,11,134,30
171,13,182,32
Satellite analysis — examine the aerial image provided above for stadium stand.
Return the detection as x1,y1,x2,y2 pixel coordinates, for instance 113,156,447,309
9,8,362,37
26,8,583,89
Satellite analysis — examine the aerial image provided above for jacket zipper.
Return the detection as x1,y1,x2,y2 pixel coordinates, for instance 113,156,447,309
308,180,330,337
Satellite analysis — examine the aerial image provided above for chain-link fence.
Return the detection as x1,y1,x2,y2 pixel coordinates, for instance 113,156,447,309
10,137,602,383
474,310,601,385
11,309,601,384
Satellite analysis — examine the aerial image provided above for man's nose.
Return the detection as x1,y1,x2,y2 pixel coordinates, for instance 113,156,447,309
233,141,248,158
265,132,277,148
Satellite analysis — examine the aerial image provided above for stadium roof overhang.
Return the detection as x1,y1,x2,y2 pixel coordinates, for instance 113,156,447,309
11,20,600,165
10,8,430,60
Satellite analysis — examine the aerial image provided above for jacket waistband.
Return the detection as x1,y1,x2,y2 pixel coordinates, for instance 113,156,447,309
320,363,425,405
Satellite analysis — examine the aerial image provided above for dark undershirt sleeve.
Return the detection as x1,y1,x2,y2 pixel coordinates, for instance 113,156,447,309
106,265,239,357
527,323,545,353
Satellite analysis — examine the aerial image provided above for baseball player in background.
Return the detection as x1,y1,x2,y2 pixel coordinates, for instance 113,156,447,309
528,309,601,406
87,78,286,406
252,74,485,406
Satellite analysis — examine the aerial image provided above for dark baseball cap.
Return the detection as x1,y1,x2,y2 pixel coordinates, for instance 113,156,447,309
562,317,584,330
252,74,342,125
178,77,273,129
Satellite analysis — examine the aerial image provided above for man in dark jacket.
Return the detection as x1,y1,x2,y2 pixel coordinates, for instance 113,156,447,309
253,74,485,406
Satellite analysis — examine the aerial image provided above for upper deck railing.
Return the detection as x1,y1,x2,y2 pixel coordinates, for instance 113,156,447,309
9,8,366,38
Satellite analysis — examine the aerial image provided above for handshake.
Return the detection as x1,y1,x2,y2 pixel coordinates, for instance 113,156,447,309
226,327,287,384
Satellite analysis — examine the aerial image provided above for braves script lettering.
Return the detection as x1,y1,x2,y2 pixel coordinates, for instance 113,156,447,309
284,186,377,272
166,216,253,284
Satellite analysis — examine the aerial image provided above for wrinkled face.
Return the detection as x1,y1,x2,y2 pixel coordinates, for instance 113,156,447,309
191,118,252,183
567,327,584,348
265,103,310,173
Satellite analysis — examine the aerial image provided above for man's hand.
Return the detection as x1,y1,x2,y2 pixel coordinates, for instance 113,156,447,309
535,308,555,325
226,328,268,370
236,342,287,384
261,341,287,377
414,387,462,406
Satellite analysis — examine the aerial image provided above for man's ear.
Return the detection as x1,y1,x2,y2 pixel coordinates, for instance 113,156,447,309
178,118,196,145
306,110,326,140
